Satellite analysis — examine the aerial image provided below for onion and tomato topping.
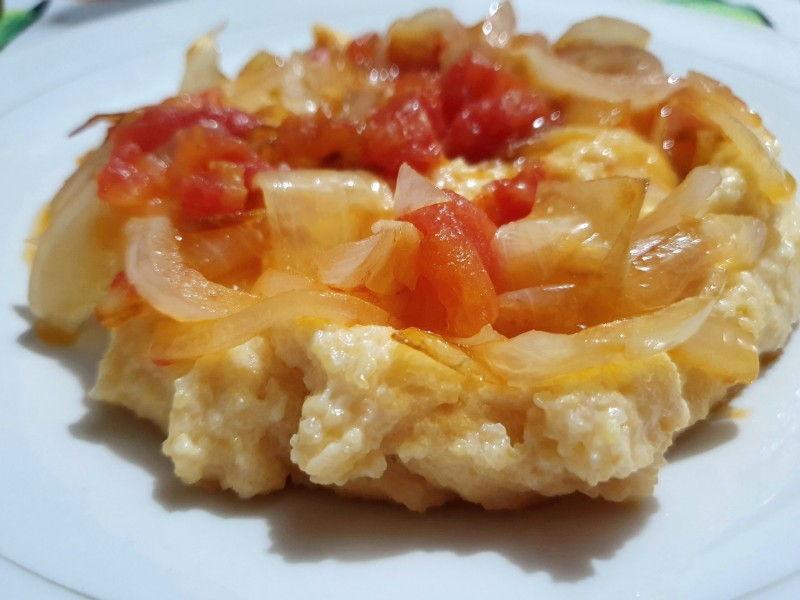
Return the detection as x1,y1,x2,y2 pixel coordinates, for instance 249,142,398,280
30,1,791,396
97,101,268,220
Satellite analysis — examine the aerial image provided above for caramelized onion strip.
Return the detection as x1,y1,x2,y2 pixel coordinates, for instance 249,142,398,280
515,38,682,110
555,16,651,50
472,296,714,384
125,216,256,322
150,289,392,360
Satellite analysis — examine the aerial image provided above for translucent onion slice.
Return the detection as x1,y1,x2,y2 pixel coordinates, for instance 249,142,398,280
494,177,646,291
633,166,721,238
125,216,256,322
554,16,651,50
493,213,590,289
251,269,324,298
494,284,583,336
394,163,452,216
480,1,516,49
318,220,422,294
514,37,682,110
226,51,284,116
94,273,143,329
555,44,663,79
49,144,111,217
624,224,715,314
686,72,779,154
472,296,714,384
437,6,489,71
391,327,497,379
150,290,391,361
682,73,795,202
447,324,506,346
230,49,365,119
179,28,227,95
387,8,462,64
179,219,264,281
29,143,123,333
257,169,393,275
670,312,759,383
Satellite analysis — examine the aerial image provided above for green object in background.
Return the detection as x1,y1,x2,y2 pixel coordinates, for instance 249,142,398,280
0,0,774,52
0,0,50,51
660,0,773,26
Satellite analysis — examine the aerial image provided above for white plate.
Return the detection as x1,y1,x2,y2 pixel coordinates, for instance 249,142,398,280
2,1,800,598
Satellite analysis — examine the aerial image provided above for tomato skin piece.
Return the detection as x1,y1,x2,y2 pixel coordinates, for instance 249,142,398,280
401,196,499,337
474,163,545,226
362,90,444,176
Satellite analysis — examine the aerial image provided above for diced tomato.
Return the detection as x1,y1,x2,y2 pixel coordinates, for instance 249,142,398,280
391,72,446,134
400,195,498,337
439,189,499,280
98,103,268,219
174,163,247,220
110,104,261,152
362,90,444,176
96,142,167,209
474,163,545,226
399,277,448,334
440,53,501,122
171,125,255,172
441,52,556,161
169,126,266,219
446,88,554,161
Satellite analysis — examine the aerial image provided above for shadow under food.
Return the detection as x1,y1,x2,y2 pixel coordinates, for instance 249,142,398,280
263,488,657,581
666,413,740,463
14,305,105,393
69,400,173,482
19,304,656,581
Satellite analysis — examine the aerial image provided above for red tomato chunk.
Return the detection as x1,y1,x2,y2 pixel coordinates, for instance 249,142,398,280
110,104,261,151
362,90,444,176
401,195,499,337
97,103,267,219
474,163,545,226
442,53,557,161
